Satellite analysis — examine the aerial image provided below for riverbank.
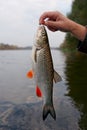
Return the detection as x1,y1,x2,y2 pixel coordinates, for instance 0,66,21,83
0,43,32,50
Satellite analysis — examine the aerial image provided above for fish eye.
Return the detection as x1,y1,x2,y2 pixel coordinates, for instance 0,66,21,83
41,31,45,36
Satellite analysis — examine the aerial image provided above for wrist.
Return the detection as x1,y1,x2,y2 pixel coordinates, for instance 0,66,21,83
70,21,87,41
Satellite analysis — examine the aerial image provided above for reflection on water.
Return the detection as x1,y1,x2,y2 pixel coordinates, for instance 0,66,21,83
65,52,87,130
0,50,86,130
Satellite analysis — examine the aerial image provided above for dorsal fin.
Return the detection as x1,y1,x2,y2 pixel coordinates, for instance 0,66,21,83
54,70,62,83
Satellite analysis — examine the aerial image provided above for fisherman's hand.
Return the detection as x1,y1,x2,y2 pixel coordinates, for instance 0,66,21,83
39,11,87,41
39,11,73,32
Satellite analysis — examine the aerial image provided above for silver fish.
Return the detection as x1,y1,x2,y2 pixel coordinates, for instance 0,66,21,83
27,25,62,120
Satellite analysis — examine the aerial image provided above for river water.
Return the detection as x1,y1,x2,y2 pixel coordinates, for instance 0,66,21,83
0,50,87,130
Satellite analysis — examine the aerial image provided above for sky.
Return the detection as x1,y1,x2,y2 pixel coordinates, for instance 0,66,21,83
0,0,73,47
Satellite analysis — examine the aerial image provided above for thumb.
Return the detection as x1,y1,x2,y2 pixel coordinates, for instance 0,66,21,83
45,21,58,31
45,20,57,27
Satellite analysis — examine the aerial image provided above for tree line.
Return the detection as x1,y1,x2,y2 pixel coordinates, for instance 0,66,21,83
0,43,19,50
0,43,32,50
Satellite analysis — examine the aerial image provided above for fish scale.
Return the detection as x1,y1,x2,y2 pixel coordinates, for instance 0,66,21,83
36,49,52,86
37,46,53,85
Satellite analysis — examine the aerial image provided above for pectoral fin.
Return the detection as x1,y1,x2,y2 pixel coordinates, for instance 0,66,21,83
54,70,62,83
27,70,34,78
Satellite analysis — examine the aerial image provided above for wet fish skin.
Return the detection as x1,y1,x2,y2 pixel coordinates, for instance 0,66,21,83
31,25,62,120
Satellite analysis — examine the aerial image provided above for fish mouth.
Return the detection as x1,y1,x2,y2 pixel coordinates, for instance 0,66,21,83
38,25,45,30
36,25,45,38
37,25,46,35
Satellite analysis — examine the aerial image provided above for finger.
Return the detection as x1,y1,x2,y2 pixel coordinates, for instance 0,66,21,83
39,12,56,25
39,13,49,24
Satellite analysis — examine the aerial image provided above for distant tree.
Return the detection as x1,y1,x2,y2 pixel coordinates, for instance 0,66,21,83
0,43,19,50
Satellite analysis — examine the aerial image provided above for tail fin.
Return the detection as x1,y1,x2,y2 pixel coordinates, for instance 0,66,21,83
43,104,56,120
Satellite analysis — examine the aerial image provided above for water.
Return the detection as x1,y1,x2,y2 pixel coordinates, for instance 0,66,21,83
0,50,86,130
0,50,33,103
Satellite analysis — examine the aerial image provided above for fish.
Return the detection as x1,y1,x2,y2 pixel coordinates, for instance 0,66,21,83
27,25,62,120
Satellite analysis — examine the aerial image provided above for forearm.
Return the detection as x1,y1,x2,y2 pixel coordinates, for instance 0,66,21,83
69,20,87,41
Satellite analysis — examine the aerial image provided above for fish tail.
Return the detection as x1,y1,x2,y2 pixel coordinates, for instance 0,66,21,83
43,104,56,120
